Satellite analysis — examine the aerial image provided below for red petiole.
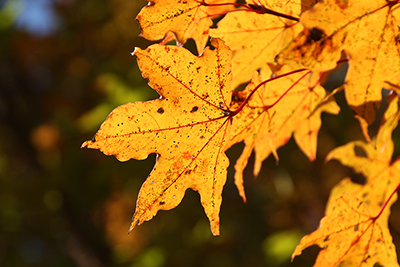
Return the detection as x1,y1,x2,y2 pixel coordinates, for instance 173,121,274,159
228,68,310,116
196,0,300,22
372,181,400,221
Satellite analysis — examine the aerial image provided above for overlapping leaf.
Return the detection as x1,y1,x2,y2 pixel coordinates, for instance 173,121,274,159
136,0,234,54
210,0,306,88
82,38,232,235
276,0,400,126
227,65,339,201
292,192,398,267
326,94,400,215
293,95,400,266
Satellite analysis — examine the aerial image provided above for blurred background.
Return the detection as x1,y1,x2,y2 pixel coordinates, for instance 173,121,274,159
1,0,400,266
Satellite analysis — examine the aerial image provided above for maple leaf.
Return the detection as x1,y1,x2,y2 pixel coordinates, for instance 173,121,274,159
292,192,398,267
82,38,233,236
326,93,400,215
210,0,305,88
227,65,339,201
293,94,400,266
276,0,400,126
136,0,234,54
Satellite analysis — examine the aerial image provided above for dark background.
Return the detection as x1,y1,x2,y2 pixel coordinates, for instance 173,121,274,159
1,0,400,266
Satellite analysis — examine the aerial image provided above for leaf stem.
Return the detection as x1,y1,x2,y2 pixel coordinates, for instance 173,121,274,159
197,0,300,22
311,71,325,89
263,70,312,110
229,68,310,116
372,181,400,220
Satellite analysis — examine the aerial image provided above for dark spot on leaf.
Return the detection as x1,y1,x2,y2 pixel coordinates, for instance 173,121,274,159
202,93,209,99
159,201,165,205
231,91,245,102
324,236,330,242
135,219,140,226
190,106,199,113
363,255,371,263
157,108,164,114
310,27,325,42
354,224,359,231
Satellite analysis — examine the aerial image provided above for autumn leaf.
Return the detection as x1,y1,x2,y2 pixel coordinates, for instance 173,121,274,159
136,0,234,54
326,94,400,215
82,38,233,236
205,0,236,16
276,0,400,126
210,0,305,88
292,95,400,266
292,192,398,267
227,65,339,201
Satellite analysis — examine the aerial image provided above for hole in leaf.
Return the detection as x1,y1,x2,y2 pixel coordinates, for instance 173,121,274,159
309,27,325,42
354,145,367,157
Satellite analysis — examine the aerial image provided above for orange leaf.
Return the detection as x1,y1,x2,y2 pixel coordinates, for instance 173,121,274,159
292,192,398,267
210,1,304,88
227,65,339,201
326,94,400,179
325,94,400,218
276,0,400,125
295,95,400,266
82,38,232,235
136,0,233,54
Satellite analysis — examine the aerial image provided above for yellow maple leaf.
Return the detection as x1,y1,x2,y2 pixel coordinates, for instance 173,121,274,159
292,192,398,267
82,38,232,236
326,94,400,214
136,0,234,54
227,65,339,201
276,0,400,126
210,0,304,88
294,94,400,266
